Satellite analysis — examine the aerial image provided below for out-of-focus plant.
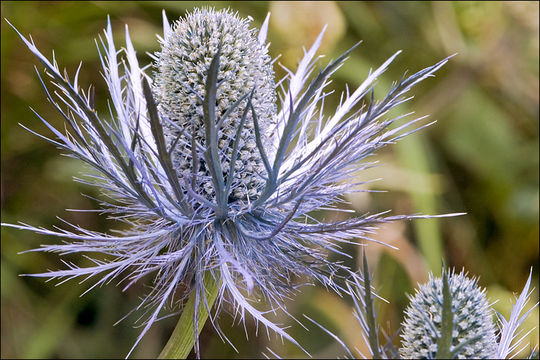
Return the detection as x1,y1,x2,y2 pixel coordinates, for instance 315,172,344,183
347,256,538,359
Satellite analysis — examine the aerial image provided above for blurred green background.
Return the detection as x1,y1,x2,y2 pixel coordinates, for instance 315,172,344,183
1,1,538,358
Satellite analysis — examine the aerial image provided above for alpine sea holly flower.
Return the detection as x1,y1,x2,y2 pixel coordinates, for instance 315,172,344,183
345,263,538,359
399,269,538,359
400,269,499,359
4,7,456,357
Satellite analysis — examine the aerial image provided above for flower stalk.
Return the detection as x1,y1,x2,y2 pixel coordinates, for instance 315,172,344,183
159,272,220,359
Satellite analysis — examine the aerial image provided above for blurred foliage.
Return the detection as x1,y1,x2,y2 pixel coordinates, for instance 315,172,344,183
1,1,538,359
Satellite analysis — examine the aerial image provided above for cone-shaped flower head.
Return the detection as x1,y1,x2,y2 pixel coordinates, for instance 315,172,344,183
400,270,498,359
153,8,277,201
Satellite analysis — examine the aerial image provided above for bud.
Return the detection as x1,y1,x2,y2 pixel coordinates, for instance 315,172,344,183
400,270,498,359
153,8,277,201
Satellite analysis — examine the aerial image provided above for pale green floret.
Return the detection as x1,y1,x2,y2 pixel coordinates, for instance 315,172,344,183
153,8,277,201
399,271,498,359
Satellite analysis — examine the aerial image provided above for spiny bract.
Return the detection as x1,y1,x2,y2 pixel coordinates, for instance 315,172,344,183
400,270,498,359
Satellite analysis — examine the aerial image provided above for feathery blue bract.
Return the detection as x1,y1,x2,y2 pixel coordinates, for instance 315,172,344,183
495,268,538,359
4,8,456,357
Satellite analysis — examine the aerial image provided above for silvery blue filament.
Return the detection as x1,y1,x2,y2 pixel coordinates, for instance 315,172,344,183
3,7,457,357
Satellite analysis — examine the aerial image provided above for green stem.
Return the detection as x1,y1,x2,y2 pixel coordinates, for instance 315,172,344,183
158,272,220,359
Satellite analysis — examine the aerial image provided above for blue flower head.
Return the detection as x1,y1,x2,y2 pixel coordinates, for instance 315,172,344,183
400,270,498,359
4,7,455,357
399,268,538,359
344,263,537,359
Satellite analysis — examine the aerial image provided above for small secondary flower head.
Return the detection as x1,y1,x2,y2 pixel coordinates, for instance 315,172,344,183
340,264,537,359
4,7,456,357
400,269,498,359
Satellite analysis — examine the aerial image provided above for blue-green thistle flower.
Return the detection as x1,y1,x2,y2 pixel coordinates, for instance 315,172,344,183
399,269,538,359
400,270,498,359
3,7,456,357
342,266,537,359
